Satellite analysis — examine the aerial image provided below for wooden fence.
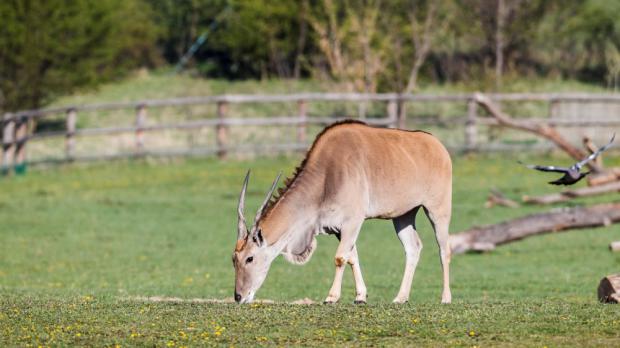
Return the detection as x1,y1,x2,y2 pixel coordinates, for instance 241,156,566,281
2,92,620,173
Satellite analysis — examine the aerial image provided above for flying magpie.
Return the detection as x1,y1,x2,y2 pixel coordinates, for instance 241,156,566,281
519,133,615,185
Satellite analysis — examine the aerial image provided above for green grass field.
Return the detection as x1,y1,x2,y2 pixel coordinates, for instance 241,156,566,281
1,154,620,346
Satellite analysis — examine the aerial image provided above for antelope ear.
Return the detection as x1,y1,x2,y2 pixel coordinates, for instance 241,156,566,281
252,228,265,247
237,170,251,241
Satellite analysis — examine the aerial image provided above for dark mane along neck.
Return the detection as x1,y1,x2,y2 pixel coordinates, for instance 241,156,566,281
259,119,367,220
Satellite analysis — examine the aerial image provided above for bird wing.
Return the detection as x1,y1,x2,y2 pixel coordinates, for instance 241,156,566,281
518,161,570,173
574,133,616,169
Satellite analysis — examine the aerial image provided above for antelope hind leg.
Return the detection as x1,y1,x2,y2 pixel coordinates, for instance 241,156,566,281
348,245,367,304
424,206,452,304
392,208,422,304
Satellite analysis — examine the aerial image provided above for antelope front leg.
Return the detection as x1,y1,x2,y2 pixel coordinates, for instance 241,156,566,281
324,220,363,304
324,260,345,304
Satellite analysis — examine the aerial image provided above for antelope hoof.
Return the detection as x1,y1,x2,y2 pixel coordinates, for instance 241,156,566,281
392,297,408,304
354,293,367,304
323,295,339,304
441,292,452,304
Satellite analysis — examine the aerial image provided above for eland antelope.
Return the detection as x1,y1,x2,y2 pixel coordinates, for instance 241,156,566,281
233,120,452,304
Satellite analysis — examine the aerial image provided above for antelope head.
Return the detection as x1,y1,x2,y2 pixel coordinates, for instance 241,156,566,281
232,170,281,303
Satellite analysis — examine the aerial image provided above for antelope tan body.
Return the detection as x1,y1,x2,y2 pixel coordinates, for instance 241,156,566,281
233,120,452,304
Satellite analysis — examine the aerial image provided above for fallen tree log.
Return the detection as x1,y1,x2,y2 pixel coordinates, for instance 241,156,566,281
522,180,620,205
450,203,620,254
598,274,620,303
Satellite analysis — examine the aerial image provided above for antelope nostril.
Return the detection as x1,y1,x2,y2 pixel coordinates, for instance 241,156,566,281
234,292,242,303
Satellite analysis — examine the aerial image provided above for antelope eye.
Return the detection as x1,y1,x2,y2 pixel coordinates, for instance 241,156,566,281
245,256,254,264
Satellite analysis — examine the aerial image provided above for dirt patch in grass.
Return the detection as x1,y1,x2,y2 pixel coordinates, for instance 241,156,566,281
124,295,316,305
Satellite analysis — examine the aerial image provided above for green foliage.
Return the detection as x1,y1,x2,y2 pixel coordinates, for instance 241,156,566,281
210,0,302,78
1,155,619,345
532,0,620,83
145,0,304,78
3,0,620,111
145,0,226,63
0,0,159,111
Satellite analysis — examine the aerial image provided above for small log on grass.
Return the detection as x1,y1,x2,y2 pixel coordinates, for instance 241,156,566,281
588,168,620,186
598,274,620,303
485,189,520,208
450,203,620,254
610,241,620,252
522,180,620,205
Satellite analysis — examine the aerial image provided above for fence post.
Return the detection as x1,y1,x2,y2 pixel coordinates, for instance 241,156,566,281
13,117,28,175
297,100,307,148
548,98,559,118
2,115,15,175
358,101,367,120
397,98,406,129
216,101,228,159
66,108,76,160
387,99,398,128
135,104,147,155
465,98,478,152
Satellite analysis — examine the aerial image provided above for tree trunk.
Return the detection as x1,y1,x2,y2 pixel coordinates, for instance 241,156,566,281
293,0,308,79
450,203,620,254
495,0,505,91
598,274,620,303
404,2,437,94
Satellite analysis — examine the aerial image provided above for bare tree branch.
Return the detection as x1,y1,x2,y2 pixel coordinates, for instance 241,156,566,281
473,93,603,173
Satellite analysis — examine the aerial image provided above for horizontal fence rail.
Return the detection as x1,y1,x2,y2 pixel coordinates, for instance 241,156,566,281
2,92,620,173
